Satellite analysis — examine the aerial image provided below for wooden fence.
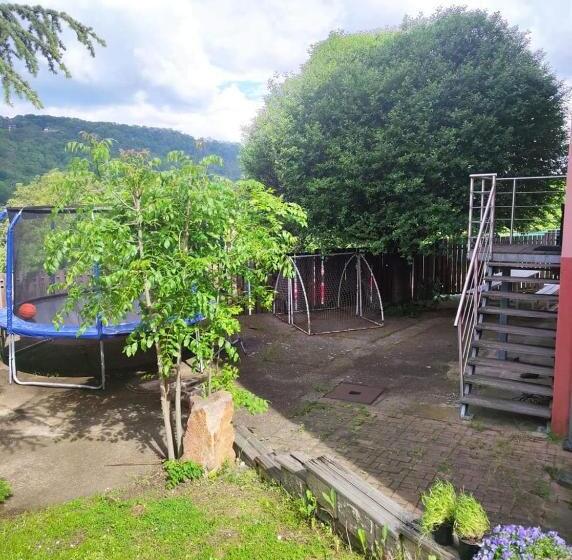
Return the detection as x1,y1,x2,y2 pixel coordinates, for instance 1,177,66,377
364,239,468,305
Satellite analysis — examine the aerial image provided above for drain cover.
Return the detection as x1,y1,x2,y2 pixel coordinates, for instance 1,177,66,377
325,382,384,405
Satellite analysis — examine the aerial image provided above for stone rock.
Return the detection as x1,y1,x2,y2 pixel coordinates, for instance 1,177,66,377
181,390,235,471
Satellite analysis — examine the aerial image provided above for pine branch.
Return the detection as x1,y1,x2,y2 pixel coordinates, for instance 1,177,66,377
0,3,105,108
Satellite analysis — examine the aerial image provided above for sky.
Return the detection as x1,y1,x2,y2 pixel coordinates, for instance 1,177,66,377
1,0,571,143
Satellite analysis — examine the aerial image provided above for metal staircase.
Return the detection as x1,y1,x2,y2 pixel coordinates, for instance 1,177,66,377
454,173,564,422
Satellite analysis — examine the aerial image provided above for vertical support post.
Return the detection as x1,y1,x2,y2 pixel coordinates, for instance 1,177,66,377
468,177,474,253
99,340,106,390
287,277,293,325
355,255,360,316
480,178,485,223
489,176,496,253
552,131,572,437
357,255,363,316
509,178,517,244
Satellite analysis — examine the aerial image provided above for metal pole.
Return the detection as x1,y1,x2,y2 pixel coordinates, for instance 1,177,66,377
99,340,106,390
509,178,516,244
480,178,485,223
355,255,360,316
468,177,474,253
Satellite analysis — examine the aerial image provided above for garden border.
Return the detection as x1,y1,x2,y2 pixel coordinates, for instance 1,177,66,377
234,425,458,560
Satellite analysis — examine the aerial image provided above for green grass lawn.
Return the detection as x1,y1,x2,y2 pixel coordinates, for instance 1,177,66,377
0,467,360,560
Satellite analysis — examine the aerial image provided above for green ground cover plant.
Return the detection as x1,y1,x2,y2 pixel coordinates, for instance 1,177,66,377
0,467,360,560
163,460,204,488
0,478,12,503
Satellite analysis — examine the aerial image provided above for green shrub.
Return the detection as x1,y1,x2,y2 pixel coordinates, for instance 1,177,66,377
0,479,12,503
454,492,490,541
421,480,456,533
163,460,204,488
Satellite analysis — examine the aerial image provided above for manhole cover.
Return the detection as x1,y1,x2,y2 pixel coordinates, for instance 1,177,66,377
325,382,384,405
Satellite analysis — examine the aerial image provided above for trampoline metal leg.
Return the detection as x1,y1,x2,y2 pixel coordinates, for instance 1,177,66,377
100,339,106,390
10,336,105,390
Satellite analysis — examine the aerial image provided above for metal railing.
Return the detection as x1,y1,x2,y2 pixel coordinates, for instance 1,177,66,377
468,174,566,252
454,174,496,409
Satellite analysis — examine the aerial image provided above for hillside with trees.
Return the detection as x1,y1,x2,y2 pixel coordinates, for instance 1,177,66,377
242,8,568,256
0,115,241,202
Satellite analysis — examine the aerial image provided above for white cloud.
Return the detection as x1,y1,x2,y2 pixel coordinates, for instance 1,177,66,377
2,85,262,142
1,0,570,141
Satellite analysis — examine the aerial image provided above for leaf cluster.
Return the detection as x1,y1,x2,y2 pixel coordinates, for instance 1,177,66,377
163,459,204,488
0,4,105,107
42,136,306,408
0,478,12,503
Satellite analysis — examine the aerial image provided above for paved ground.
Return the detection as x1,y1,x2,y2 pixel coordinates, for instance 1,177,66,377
1,309,571,539
0,338,163,514
235,309,572,538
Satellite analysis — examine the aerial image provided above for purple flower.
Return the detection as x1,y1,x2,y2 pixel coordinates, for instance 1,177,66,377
475,525,571,560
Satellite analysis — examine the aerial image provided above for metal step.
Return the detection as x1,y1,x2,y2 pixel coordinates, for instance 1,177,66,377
468,357,554,377
485,291,558,303
464,375,553,397
489,261,560,269
472,339,556,358
480,306,557,320
485,276,559,285
460,395,551,419
476,323,556,338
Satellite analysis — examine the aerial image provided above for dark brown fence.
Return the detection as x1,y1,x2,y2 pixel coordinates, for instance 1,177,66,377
364,239,468,305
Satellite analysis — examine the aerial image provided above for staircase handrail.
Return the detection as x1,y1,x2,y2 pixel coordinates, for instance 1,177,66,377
454,181,496,327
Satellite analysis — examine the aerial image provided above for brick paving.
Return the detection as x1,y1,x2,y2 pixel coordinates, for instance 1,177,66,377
236,310,572,538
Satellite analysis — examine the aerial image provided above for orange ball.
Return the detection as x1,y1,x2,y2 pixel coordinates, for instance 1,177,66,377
17,303,37,320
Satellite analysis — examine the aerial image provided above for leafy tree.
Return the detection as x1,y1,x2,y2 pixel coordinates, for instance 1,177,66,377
0,3,105,107
44,138,306,459
241,8,568,256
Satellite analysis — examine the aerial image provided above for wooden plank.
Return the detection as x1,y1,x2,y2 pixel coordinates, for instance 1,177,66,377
489,260,560,269
306,457,457,560
480,306,557,320
473,339,555,357
476,323,556,338
460,395,551,419
468,357,554,377
485,275,559,284
319,457,413,524
464,374,553,397
275,453,306,473
485,291,558,303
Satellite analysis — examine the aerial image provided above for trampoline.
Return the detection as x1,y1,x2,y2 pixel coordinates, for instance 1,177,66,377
0,207,198,390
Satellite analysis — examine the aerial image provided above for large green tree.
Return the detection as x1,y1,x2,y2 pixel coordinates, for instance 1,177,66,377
241,8,568,255
0,3,104,107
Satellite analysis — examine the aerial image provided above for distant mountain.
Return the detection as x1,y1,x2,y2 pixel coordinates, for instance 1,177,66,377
0,115,241,202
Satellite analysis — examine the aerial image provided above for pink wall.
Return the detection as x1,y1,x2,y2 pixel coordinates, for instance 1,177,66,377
552,129,572,436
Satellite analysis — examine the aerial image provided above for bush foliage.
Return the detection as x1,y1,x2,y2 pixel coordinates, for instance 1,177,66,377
242,7,568,255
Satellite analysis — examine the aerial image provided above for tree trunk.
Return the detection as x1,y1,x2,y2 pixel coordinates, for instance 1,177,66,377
174,352,183,458
160,375,175,460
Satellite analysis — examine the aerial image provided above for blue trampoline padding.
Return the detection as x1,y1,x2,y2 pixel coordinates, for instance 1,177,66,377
0,308,202,339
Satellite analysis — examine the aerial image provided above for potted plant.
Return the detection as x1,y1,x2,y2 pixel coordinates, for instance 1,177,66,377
453,492,490,560
421,480,456,546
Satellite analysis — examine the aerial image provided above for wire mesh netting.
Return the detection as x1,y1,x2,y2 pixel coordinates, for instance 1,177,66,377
273,253,383,335
7,208,140,330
